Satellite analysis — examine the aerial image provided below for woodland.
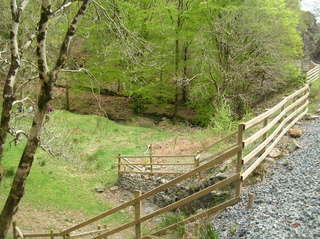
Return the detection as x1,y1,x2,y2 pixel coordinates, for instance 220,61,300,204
0,0,319,238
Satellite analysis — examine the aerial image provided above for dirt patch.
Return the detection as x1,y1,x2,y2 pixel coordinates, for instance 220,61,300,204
151,136,204,155
13,202,95,232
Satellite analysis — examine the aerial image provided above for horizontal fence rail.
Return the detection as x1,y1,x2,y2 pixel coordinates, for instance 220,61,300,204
15,64,320,239
118,154,199,175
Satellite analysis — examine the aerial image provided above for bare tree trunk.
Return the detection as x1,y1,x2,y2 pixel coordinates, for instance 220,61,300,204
0,0,29,183
0,0,90,237
65,79,70,111
182,42,190,103
173,0,183,118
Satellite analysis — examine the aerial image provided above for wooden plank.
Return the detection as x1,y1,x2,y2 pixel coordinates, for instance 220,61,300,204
70,229,108,238
307,65,320,75
120,155,196,159
141,197,240,239
244,86,308,129
134,191,142,239
23,233,59,238
307,67,320,76
122,158,144,172
13,222,18,239
61,145,239,234
117,154,121,176
91,174,240,239
243,101,309,164
243,93,309,147
119,171,183,175
119,163,195,166
242,107,307,180
236,124,244,197
15,226,24,239
307,69,319,78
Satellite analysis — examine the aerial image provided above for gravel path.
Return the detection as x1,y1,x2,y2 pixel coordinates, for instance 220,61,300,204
213,119,320,239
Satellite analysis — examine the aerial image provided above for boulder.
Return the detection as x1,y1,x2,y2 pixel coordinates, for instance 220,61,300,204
269,148,282,158
288,128,303,138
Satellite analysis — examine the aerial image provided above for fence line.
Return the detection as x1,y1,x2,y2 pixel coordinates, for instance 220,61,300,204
14,65,320,239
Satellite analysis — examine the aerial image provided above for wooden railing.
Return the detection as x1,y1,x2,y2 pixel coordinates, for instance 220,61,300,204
118,154,199,175
13,65,320,239
307,64,320,83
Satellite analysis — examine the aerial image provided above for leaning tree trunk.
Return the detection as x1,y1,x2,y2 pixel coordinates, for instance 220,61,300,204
0,0,91,237
0,82,50,238
0,0,28,182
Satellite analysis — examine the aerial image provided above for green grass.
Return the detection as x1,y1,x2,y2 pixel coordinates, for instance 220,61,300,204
0,110,189,226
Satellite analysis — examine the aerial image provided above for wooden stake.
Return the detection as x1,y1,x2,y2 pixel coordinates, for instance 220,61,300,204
118,154,121,176
247,192,254,209
50,230,54,239
12,221,17,239
149,144,153,176
236,124,245,197
134,191,142,239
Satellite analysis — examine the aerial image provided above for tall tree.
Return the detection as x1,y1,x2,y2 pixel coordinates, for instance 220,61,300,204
0,0,91,237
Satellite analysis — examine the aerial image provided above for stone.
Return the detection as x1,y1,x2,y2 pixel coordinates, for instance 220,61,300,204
304,113,320,120
265,157,275,163
269,148,282,158
293,139,302,149
95,187,105,193
288,128,303,138
110,186,119,191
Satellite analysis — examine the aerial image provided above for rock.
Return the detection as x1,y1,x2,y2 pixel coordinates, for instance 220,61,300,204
288,128,303,138
304,113,320,120
95,187,105,193
110,186,119,191
293,139,302,149
269,148,282,158
265,157,275,164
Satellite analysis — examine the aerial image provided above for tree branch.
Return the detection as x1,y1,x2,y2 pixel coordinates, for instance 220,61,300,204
53,0,91,79
36,0,52,83
50,0,75,17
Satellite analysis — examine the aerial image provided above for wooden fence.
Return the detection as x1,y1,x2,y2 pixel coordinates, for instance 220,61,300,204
118,153,199,175
13,65,320,239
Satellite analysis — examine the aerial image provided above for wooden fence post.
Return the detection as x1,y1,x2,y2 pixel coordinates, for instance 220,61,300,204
262,117,269,152
236,124,245,198
193,155,200,168
12,221,17,239
149,144,153,175
50,230,54,239
247,192,254,209
118,154,121,176
134,190,142,239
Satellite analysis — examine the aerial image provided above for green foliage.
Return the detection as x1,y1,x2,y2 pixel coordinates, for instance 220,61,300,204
159,212,187,238
199,223,220,239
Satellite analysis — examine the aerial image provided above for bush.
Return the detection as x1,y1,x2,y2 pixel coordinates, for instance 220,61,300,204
159,212,186,238
199,224,220,239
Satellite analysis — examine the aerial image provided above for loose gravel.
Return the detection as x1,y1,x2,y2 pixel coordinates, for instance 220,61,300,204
213,119,320,239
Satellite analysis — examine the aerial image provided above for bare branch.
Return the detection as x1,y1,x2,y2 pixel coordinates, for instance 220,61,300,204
17,0,30,16
8,127,56,157
53,0,91,78
60,68,85,73
16,75,38,92
36,0,51,82
12,97,35,106
50,0,75,17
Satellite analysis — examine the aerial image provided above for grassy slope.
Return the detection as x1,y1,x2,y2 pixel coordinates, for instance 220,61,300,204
0,110,193,227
